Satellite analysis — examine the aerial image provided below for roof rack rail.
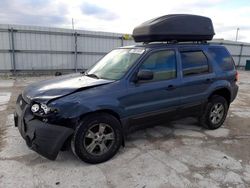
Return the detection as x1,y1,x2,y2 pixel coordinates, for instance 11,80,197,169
143,40,208,45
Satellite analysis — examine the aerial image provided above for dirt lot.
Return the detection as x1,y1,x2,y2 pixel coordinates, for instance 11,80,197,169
0,71,250,188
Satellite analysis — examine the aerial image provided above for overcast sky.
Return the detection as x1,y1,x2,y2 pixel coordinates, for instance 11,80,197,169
0,0,250,42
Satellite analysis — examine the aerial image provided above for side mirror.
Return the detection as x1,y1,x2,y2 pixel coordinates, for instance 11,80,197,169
137,69,153,81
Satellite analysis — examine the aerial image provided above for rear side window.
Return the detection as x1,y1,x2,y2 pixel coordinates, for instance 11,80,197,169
208,48,235,71
180,51,209,76
140,50,176,82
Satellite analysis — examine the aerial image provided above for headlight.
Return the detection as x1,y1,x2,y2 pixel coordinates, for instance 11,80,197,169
31,103,52,115
31,104,40,113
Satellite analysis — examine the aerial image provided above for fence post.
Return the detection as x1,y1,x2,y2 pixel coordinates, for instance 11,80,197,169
238,44,243,67
121,36,124,47
74,32,78,72
10,28,16,75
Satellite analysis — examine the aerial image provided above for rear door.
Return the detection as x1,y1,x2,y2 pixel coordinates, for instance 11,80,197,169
178,47,215,116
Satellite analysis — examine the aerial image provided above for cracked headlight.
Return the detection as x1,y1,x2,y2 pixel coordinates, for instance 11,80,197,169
31,103,53,115
41,104,51,114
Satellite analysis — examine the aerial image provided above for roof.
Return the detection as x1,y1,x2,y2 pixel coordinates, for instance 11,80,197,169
121,42,223,50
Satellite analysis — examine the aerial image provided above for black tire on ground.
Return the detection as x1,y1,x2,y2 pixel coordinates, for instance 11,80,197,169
199,95,229,130
71,113,122,164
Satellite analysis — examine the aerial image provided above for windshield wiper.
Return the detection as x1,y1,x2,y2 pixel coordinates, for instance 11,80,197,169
85,73,99,79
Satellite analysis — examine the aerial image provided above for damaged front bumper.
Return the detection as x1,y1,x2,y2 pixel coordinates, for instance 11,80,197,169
14,95,74,160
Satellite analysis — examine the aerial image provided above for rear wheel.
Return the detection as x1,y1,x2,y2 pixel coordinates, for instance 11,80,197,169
199,95,228,129
71,113,122,164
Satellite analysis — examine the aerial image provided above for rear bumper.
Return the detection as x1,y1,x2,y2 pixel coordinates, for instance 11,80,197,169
231,84,239,102
14,97,73,160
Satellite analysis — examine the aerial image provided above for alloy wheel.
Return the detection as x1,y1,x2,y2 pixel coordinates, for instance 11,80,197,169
83,123,115,156
209,103,225,124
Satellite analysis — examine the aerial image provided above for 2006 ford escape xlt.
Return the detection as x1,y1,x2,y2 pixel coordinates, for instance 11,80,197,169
15,14,238,164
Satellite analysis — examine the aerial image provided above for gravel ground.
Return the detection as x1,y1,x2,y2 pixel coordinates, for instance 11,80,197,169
0,71,250,188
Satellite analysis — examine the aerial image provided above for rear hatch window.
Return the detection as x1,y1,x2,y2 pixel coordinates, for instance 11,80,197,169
208,47,235,71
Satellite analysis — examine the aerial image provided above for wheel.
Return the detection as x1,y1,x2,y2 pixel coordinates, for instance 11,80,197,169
199,95,228,130
71,113,122,164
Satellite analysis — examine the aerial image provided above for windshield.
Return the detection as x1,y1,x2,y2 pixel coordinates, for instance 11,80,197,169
86,48,144,80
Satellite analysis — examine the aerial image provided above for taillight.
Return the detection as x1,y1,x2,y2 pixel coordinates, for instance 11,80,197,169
235,71,239,82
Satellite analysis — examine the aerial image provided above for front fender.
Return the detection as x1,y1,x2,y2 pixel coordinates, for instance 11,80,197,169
51,95,124,120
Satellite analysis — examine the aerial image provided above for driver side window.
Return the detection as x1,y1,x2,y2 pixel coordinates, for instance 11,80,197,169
140,50,177,82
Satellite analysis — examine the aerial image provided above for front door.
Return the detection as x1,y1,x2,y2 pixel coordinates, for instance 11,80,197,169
121,49,182,129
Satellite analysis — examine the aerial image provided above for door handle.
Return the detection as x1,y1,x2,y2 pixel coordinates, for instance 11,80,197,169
166,85,175,90
204,78,213,83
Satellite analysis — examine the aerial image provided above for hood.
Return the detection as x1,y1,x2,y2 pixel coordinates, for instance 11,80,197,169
22,73,114,103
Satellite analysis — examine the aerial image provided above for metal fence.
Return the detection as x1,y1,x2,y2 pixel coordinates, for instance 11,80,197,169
0,24,135,74
0,24,250,74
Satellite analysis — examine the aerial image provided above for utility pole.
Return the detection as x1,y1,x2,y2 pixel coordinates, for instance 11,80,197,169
235,27,240,42
72,18,75,31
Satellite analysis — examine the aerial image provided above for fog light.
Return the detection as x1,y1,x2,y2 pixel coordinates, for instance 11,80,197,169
31,104,40,113
42,118,48,122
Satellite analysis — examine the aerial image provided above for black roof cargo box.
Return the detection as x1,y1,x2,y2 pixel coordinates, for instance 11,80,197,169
132,14,215,43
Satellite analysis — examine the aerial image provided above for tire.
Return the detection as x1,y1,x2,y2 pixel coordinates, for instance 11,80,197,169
71,113,122,164
199,95,228,130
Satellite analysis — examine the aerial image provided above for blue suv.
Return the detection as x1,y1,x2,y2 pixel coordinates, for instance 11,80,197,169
14,43,238,163
14,14,238,163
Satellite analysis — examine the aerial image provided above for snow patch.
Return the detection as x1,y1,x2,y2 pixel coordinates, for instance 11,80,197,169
170,146,242,170
0,80,14,87
0,92,11,106
174,129,206,138
204,128,230,138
